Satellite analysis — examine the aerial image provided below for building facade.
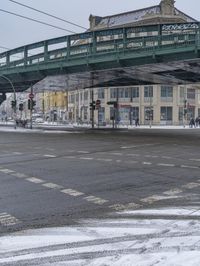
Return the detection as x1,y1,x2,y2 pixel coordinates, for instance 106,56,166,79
67,85,200,126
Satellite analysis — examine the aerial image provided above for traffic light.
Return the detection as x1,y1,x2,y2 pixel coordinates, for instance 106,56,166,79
11,100,16,109
90,101,95,110
28,99,36,110
107,101,117,108
96,99,101,109
19,103,24,111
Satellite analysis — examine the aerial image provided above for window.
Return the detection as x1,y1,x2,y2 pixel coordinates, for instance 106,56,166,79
110,88,117,98
98,88,104,99
119,88,125,98
132,87,139,98
84,91,88,101
187,88,195,99
161,86,173,98
144,86,153,98
124,88,130,98
160,107,172,121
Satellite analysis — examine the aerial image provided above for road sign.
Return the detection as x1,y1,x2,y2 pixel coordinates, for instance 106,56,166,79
29,93,34,99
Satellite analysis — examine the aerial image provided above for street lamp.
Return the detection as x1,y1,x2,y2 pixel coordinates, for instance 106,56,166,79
0,75,17,129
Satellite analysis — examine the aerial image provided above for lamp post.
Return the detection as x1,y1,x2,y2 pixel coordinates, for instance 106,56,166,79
0,75,17,129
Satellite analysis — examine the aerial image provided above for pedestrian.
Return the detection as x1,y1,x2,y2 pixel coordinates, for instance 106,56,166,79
195,117,199,128
135,117,140,127
189,117,195,128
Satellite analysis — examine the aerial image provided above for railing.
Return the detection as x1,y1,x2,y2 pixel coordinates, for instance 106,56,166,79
0,23,199,70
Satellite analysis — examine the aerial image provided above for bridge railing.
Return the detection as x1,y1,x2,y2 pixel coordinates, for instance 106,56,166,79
0,23,199,69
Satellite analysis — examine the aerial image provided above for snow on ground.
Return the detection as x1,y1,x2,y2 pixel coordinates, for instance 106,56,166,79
0,207,200,265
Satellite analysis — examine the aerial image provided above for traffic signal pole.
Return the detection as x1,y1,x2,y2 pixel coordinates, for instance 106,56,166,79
91,89,94,129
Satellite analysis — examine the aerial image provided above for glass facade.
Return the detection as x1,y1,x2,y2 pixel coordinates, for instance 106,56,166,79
160,107,172,121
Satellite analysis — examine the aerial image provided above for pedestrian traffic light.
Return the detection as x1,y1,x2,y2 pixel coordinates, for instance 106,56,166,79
11,100,16,109
96,99,101,109
19,103,23,111
90,101,95,110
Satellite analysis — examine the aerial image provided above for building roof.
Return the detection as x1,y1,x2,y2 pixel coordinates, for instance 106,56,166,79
89,2,197,30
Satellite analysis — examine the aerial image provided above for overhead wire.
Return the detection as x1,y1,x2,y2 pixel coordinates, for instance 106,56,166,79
0,8,76,34
8,0,87,30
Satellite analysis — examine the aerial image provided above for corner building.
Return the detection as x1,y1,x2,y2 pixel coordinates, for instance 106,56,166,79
68,0,200,126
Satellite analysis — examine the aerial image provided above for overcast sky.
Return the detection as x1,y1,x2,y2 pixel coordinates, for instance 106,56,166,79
0,0,199,51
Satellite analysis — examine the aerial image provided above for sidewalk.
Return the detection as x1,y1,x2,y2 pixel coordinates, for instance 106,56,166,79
0,121,199,132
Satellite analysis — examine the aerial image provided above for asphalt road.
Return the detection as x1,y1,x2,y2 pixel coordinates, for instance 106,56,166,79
0,128,200,235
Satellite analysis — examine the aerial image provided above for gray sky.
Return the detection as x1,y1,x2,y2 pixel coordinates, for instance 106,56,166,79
0,0,199,51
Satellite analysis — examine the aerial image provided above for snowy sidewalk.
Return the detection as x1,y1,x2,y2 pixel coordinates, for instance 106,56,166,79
0,207,200,265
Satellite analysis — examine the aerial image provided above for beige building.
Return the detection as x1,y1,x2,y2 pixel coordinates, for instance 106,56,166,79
68,85,200,126
67,0,199,126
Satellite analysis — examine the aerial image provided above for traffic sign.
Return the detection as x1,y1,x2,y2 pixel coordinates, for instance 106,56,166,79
29,93,34,99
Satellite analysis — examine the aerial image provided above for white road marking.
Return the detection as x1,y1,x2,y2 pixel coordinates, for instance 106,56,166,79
61,189,84,197
182,183,200,189
145,155,158,158
11,173,27,178
110,202,141,211
163,189,183,196
142,162,152,165
161,156,172,159
12,152,23,155
79,157,94,160
0,168,15,174
140,195,181,204
26,177,44,184
180,165,199,169
110,153,123,156
84,196,108,205
189,158,200,162
0,213,20,226
116,160,122,163
77,151,89,154
43,154,57,158
157,163,175,167
42,183,63,189
97,158,112,162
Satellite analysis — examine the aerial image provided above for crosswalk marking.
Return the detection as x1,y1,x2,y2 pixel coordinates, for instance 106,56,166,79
0,212,20,226
61,189,84,197
84,196,108,205
42,183,63,189
26,177,44,184
0,168,15,174
11,172,28,178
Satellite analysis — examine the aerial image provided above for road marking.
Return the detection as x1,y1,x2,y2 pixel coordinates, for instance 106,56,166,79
116,160,122,163
43,154,57,158
84,195,108,205
61,189,84,197
142,162,152,165
79,157,94,160
140,194,181,204
0,168,15,174
189,159,200,162
110,153,123,156
97,158,112,162
77,151,89,154
180,165,199,169
109,202,141,211
145,155,158,158
26,177,44,184
12,152,23,155
161,156,172,159
0,213,20,226
127,154,140,157
163,188,183,196
11,172,28,178
42,183,63,189
157,163,175,167
182,182,200,189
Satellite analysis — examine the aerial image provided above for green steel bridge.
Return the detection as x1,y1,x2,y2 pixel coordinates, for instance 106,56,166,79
1,22,200,94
